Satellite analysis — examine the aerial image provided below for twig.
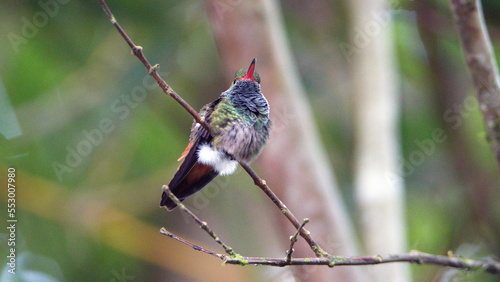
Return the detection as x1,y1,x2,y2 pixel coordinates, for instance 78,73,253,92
98,0,210,132
450,0,500,170
240,163,327,258
158,227,500,274
98,0,328,258
285,218,309,263
159,227,225,259
162,185,235,256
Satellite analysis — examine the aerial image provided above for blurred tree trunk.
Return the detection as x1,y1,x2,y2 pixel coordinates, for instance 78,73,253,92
205,0,367,281
416,0,500,254
348,0,410,281
450,0,500,168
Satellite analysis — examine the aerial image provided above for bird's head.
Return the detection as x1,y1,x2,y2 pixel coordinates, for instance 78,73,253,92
233,58,260,84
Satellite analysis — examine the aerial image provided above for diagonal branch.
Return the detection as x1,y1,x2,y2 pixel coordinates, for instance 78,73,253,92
98,0,209,132
98,0,327,258
162,185,235,256
159,227,225,259
159,186,499,274
158,224,500,274
285,218,309,263
240,163,327,257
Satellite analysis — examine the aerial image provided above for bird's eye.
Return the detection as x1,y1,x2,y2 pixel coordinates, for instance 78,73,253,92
233,79,237,84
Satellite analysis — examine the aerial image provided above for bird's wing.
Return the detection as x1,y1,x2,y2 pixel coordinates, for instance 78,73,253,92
167,126,210,190
160,99,221,209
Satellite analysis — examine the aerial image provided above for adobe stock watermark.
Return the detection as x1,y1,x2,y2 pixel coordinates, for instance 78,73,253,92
6,167,17,275
338,1,404,62
273,233,341,281
8,0,71,53
52,73,166,181
211,0,244,20
173,105,295,221
110,267,135,282
177,169,236,224
164,103,293,219
270,105,296,134
385,94,480,184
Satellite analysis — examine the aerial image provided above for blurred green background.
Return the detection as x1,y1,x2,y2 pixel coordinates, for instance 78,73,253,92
1,0,499,281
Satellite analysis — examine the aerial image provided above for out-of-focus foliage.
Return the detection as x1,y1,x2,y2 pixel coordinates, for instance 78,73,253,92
0,0,498,281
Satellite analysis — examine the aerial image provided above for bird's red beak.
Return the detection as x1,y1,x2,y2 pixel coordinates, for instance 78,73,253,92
242,58,257,81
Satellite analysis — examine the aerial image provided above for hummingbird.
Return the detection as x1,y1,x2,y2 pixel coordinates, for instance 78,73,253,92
160,59,271,210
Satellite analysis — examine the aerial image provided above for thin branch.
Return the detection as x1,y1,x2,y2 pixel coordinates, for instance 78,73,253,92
158,227,500,274
98,0,327,258
450,0,500,170
98,0,210,131
240,163,327,257
285,218,309,263
162,185,235,256
159,227,225,259
222,251,500,274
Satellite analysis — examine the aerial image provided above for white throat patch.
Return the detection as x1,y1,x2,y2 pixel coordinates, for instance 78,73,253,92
197,144,238,175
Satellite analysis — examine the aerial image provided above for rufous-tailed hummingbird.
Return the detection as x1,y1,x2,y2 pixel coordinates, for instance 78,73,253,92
160,59,271,210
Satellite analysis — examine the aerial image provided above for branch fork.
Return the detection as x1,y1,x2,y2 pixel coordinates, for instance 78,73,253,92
99,0,500,274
